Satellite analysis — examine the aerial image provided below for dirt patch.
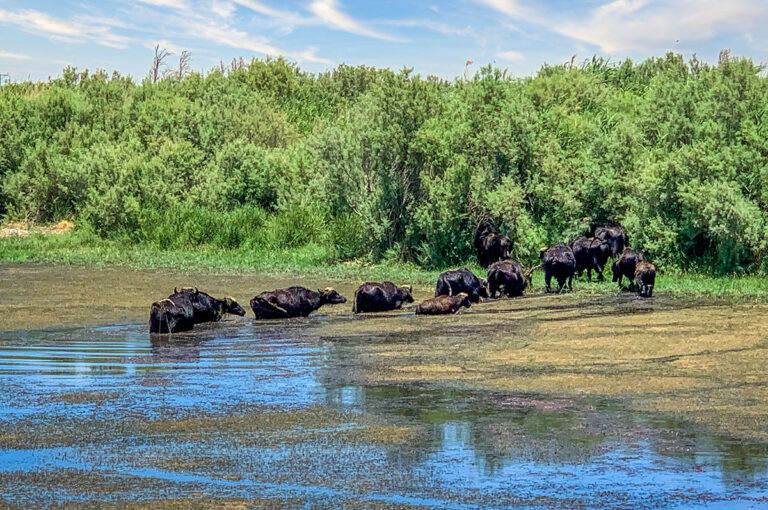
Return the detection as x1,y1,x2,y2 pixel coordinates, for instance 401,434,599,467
0,220,74,238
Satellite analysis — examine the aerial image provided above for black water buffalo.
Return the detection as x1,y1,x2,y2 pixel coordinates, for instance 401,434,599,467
539,243,576,293
474,222,513,267
612,249,645,290
250,286,346,319
594,225,629,258
570,236,611,281
415,294,472,315
149,299,195,334
435,269,488,303
634,262,656,297
352,282,413,313
486,259,527,298
149,287,246,334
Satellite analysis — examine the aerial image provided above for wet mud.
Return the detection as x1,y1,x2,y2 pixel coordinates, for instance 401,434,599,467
1,263,767,508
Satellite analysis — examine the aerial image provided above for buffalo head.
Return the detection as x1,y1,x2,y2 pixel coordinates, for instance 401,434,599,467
320,287,347,305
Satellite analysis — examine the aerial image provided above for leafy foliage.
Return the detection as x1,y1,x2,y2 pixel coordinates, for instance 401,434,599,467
2,54,768,273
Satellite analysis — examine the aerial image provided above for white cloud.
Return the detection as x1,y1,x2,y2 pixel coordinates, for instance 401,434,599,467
386,19,474,37
475,0,768,55
474,0,525,18
0,50,31,60
308,0,399,41
134,0,188,9
211,1,236,19
295,47,333,65
0,8,132,49
496,50,524,61
554,0,768,54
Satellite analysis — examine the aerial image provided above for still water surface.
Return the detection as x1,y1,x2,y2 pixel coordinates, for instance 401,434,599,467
0,320,766,508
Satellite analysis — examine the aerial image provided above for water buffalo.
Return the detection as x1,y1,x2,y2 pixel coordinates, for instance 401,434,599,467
353,282,414,313
486,259,527,298
149,287,246,334
594,225,629,258
634,262,656,297
539,243,576,293
474,222,513,268
250,286,347,319
612,249,645,290
149,299,195,334
570,236,611,281
435,269,488,303
415,294,471,315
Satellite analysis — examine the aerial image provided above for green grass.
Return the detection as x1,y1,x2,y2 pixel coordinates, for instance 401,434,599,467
2,231,768,297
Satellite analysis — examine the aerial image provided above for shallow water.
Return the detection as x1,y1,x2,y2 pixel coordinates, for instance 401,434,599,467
1,263,767,508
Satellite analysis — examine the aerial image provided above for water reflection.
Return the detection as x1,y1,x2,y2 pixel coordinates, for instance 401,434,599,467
0,322,766,508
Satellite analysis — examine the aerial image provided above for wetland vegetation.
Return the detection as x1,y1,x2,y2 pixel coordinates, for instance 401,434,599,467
3,51,768,276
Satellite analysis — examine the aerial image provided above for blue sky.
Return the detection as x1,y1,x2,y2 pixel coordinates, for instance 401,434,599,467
0,0,767,82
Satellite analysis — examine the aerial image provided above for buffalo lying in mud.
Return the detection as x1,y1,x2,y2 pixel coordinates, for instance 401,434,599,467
594,224,629,258
149,287,246,334
612,249,645,290
250,286,346,319
474,222,513,268
634,262,656,297
415,294,471,315
539,243,576,293
570,236,611,281
435,269,488,303
353,282,413,313
486,260,528,298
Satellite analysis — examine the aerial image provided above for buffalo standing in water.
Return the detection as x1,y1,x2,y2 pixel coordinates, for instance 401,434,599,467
250,286,346,319
539,243,576,293
149,287,246,334
634,262,656,297
594,224,629,258
612,249,645,290
435,269,488,303
486,260,528,298
352,282,413,313
415,294,471,315
474,222,513,268
570,236,611,281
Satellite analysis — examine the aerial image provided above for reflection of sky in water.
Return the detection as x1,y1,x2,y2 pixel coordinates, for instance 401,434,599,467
0,324,323,420
0,323,766,507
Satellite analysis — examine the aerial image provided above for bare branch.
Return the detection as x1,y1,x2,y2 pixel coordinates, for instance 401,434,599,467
148,44,173,83
176,50,192,79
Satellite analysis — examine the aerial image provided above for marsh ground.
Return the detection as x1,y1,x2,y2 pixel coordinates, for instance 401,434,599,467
0,263,767,508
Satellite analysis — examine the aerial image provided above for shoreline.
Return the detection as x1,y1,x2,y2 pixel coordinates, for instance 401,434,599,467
3,232,768,299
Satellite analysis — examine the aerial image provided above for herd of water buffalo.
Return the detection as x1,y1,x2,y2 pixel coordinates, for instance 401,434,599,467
149,222,656,334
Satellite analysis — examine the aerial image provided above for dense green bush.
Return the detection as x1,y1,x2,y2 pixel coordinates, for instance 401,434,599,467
2,53,768,273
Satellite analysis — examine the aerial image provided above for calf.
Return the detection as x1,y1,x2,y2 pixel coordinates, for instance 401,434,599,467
539,243,576,293
612,249,645,290
486,260,527,298
251,286,347,319
353,282,413,313
415,294,471,315
435,269,488,303
634,262,656,297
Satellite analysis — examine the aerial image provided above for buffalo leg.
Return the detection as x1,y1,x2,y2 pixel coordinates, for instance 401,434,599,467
545,273,553,293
